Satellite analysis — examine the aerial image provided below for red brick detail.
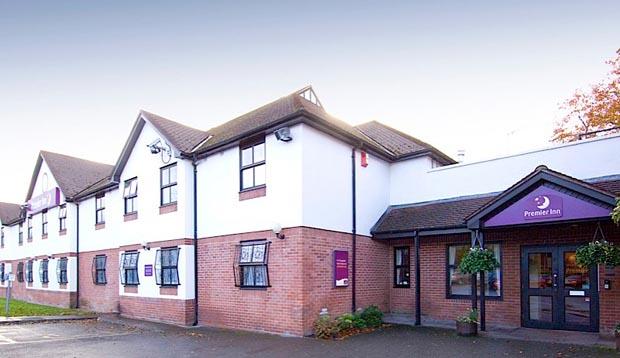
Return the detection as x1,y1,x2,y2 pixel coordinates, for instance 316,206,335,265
42,234,48,240
160,286,178,296
95,223,106,230
405,222,620,335
120,295,195,326
59,229,67,236
124,213,138,222
239,186,266,201
119,238,193,252
159,204,178,215
0,280,76,308
124,286,138,294
197,226,388,336
79,249,120,313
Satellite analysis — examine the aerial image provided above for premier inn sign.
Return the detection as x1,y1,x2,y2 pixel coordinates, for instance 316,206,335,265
27,187,61,214
485,185,611,228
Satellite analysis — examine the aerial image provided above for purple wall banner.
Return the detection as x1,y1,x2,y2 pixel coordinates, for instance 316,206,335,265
333,250,349,287
144,264,153,277
27,187,61,214
485,185,611,227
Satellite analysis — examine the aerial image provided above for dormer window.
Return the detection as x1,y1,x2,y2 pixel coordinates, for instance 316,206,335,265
240,138,266,191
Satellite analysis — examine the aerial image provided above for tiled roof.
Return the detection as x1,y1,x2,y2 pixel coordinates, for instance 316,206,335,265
372,176,620,235
38,151,114,200
0,202,22,225
372,194,497,234
355,121,455,163
140,110,209,153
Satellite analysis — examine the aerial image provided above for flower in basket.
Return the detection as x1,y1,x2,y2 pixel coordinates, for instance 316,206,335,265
456,308,478,324
575,240,620,268
458,247,500,275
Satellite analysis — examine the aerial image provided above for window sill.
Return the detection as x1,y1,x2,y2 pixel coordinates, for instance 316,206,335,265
446,294,503,301
27,238,33,243
159,286,178,296
124,212,138,222
41,234,48,240
59,283,67,289
95,223,106,230
94,282,107,286
59,229,67,236
239,185,266,201
124,285,138,293
159,203,178,215
42,283,48,288
238,286,270,290
27,282,33,287
394,285,411,289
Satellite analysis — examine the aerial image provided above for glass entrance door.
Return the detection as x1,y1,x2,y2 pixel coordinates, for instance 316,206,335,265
521,245,598,332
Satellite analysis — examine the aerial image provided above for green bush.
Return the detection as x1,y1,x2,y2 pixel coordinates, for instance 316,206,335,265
313,315,337,339
360,305,383,328
459,247,500,274
352,313,367,329
456,308,478,324
336,313,355,331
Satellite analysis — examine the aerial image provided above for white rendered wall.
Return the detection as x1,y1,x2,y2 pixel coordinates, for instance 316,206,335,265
197,124,304,238
390,134,620,204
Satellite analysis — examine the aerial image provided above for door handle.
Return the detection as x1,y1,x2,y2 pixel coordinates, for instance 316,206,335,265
553,273,558,288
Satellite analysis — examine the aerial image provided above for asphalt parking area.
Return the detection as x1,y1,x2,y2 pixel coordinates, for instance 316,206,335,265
0,319,616,358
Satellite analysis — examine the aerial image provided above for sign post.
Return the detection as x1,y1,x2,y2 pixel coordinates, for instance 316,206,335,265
5,273,14,317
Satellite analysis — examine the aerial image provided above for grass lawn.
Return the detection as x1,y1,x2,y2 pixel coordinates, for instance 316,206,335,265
0,297,88,317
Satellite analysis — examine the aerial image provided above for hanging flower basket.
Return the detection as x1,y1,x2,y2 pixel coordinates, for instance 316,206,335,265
575,240,620,268
458,247,500,275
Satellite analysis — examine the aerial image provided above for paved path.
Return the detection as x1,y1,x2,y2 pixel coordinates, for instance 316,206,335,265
0,320,616,357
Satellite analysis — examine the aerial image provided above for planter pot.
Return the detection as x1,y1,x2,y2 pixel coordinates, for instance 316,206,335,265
456,321,478,337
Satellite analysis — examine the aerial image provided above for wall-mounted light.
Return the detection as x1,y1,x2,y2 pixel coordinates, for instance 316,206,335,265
274,127,292,142
141,241,151,251
272,223,285,240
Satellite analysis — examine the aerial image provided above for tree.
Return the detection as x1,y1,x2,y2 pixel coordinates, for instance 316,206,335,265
552,49,620,143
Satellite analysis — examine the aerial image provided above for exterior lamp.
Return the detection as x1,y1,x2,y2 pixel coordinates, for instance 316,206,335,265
272,223,285,240
141,241,151,251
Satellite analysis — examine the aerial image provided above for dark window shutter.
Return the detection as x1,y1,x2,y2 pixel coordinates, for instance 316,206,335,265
155,250,162,285
119,253,126,285
92,257,97,284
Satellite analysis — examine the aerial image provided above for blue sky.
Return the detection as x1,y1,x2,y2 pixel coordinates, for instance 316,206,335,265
1,1,619,203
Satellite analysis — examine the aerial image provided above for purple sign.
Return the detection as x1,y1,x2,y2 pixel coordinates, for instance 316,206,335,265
144,264,153,277
333,250,349,287
485,185,612,227
27,187,60,214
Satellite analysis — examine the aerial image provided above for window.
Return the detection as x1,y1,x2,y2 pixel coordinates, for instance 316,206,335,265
42,210,48,235
234,241,270,288
26,260,33,283
27,217,33,240
17,262,24,282
95,194,105,224
447,244,502,298
57,258,68,284
240,139,265,190
155,248,180,286
120,251,139,285
0,263,4,283
18,223,23,244
92,255,107,285
160,164,177,206
394,247,410,288
59,205,67,231
39,259,49,284
123,178,138,214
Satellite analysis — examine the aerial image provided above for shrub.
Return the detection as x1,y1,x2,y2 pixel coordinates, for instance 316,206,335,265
336,313,355,331
459,247,500,274
352,313,367,329
314,315,337,339
360,305,383,328
456,308,478,324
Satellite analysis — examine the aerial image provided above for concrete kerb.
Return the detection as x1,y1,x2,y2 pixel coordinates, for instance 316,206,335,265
0,314,98,325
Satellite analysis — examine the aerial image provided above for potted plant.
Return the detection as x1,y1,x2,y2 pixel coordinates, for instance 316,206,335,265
456,308,478,336
458,247,501,275
614,323,620,351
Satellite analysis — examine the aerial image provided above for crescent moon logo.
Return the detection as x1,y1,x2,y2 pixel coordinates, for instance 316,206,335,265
535,195,550,210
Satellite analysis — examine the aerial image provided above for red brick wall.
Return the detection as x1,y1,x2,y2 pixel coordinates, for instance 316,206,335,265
415,222,620,334
387,239,415,314
197,227,389,336
78,249,120,312
120,295,195,326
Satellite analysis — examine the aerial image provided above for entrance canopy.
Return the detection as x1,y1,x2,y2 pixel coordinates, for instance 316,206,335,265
466,166,617,230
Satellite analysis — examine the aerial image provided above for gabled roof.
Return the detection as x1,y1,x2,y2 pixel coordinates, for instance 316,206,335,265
371,173,620,236
466,166,617,229
140,110,209,153
26,151,114,202
355,121,456,164
0,202,22,226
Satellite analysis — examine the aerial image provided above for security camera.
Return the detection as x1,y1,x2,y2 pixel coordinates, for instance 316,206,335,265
147,139,162,154
274,127,292,142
